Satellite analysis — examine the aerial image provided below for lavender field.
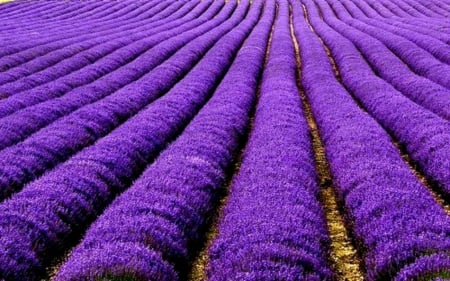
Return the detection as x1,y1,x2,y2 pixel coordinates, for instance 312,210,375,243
0,0,449,280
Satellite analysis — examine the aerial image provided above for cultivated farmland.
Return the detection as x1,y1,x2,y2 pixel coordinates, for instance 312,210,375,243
0,0,449,280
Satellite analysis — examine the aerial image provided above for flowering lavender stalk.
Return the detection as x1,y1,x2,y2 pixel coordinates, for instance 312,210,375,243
303,0,450,279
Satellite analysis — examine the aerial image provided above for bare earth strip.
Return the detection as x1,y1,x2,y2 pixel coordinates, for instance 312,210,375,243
187,6,276,281
393,141,450,216
290,6,365,281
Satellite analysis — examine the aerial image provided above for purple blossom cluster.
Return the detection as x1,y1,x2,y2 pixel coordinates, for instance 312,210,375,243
207,1,333,280
0,0,449,280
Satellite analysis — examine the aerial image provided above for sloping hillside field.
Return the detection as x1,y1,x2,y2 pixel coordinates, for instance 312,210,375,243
0,0,450,280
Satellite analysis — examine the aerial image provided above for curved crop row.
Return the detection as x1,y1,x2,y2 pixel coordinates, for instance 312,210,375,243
0,0,217,152
0,1,144,35
54,2,270,279
296,1,450,280
0,0,218,118
0,0,197,96
0,1,253,280
336,0,450,63
312,0,450,121
0,0,170,67
347,0,450,43
0,0,238,201
0,0,177,71
208,1,333,280
0,0,448,280
0,1,93,23
0,0,191,88
326,0,450,90
310,0,450,200
339,0,450,64
0,1,124,44
361,0,450,29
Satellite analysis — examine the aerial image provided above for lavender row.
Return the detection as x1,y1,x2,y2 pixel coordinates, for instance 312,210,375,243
382,0,435,17
0,0,167,64
339,0,450,64
0,1,213,118
0,1,126,45
342,1,450,64
0,0,236,201
367,0,450,19
0,0,215,121
0,1,105,21
327,1,450,91
0,1,142,35
359,0,450,42
0,0,193,92
311,0,450,121
311,0,450,198
360,0,450,29
0,1,47,18
298,1,450,280
389,0,442,17
0,2,252,279
361,0,450,29
0,0,177,71
347,0,450,43
54,2,270,279
394,0,450,17
0,1,162,45
208,1,333,280
0,1,92,23
0,0,215,154
380,0,450,18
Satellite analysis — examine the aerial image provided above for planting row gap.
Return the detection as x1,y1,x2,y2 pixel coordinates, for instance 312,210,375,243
290,5,364,281
186,3,277,281
303,1,450,219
